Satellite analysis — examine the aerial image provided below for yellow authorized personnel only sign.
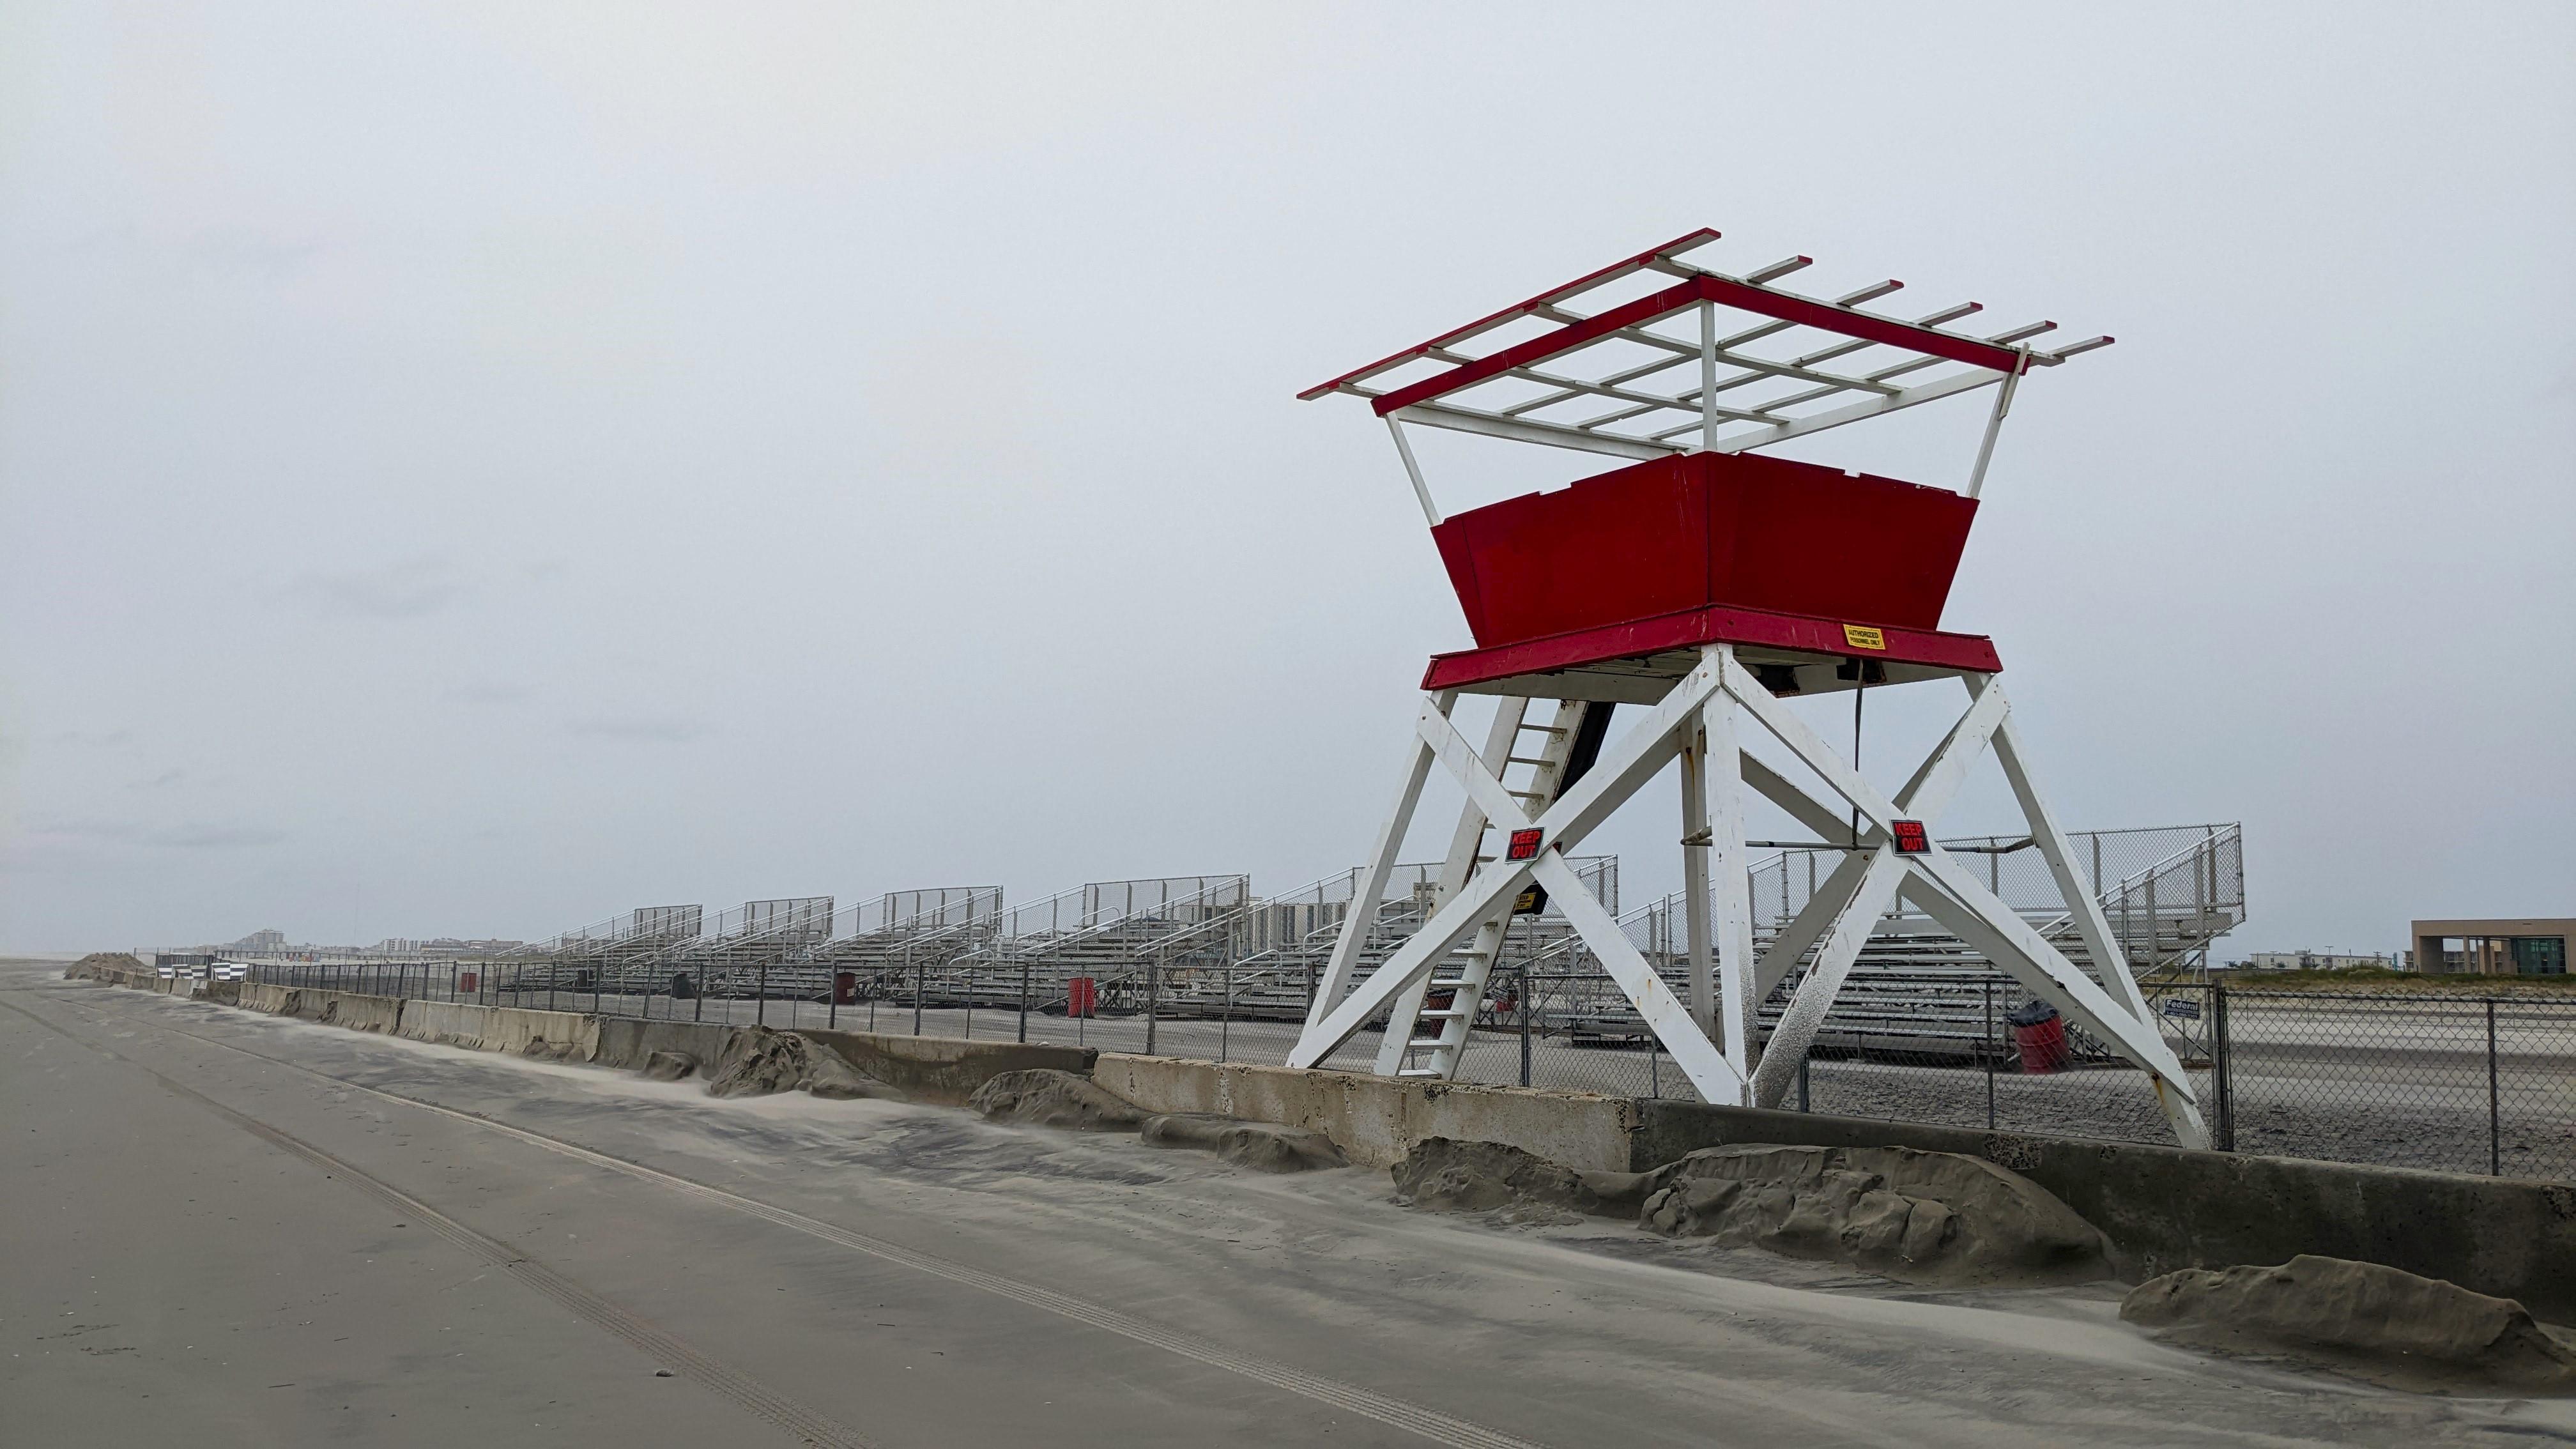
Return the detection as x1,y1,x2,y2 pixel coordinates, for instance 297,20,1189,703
1841,624,1887,651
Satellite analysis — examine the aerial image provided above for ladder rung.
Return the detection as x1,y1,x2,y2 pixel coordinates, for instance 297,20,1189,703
1507,790,1547,800
1516,723,1568,736
1505,755,1553,767
1396,1068,1444,1078
1418,1007,1471,1020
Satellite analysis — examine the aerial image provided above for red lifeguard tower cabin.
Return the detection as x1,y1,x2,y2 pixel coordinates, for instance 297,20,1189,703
1285,229,2207,1149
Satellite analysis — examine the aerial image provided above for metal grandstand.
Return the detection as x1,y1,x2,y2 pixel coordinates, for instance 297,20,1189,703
459,821,2235,1050
1521,824,2243,1059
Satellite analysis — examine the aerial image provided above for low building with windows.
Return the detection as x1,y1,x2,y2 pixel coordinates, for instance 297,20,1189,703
2410,918,2572,976
2241,950,2397,970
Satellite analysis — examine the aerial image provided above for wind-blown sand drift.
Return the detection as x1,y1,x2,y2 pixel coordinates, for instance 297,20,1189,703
2123,1254,2576,1392
1393,1137,2111,1285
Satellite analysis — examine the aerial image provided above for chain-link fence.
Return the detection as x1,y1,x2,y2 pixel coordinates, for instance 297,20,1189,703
241,956,2576,1184
2216,988,2576,1179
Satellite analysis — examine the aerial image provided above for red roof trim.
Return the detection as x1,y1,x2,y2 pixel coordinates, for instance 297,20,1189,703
1694,275,2022,374
1370,279,1703,416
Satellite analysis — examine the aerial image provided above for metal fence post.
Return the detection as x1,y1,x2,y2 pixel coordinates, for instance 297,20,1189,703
1984,977,1997,1130
1145,956,1161,1057
2211,984,2235,1152
1797,1054,1811,1113
1220,959,1232,1064
1018,955,1031,1045
1519,970,1533,1088
2487,998,2502,1177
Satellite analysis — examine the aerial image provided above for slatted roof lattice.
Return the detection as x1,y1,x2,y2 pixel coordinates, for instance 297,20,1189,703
1301,228,2111,470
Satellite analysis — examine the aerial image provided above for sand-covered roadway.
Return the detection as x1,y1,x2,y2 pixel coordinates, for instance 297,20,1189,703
5,960,2570,1448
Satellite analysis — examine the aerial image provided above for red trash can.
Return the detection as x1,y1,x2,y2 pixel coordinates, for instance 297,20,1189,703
2007,999,2070,1073
458,970,479,993
833,971,857,1006
1067,976,1096,1018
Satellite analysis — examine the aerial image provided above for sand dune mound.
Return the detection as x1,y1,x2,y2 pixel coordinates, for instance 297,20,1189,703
1637,1143,2112,1285
967,1070,1145,1130
2123,1255,2576,1392
705,1028,903,1101
1139,1114,1347,1172
1390,1138,1647,1219
640,1050,698,1082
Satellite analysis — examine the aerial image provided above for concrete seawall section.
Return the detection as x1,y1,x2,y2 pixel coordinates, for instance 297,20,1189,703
801,1029,1094,1105
1091,1054,1637,1171
291,990,404,1032
238,982,295,1014
392,1000,597,1059
1097,1052,2576,1319
1632,1098,2576,1321
592,1017,737,1070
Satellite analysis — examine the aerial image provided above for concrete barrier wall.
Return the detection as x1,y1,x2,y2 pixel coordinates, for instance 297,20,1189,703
295,990,404,1033
399,1001,500,1049
1091,1055,1639,1171
594,1018,737,1071
799,1029,1095,1104
238,983,296,1015
484,1006,599,1062
1632,1100,2576,1321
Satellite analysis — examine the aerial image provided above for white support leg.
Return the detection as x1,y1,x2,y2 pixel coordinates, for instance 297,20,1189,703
1754,848,1871,999
1899,870,2209,1149
1988,691,2150,1016
1377,698,1526,1074
1291,656,1723,1068
1301,647,2206,1150
1438,697,1529,901
1738,685,2003,998
1750,847,1906,1107
1532,852,1745,1103
1723,659,2204,1146
1305,691,1452,1031
1701,671,1759,1086
1678,730,1715,1036
1289,840,1544,1068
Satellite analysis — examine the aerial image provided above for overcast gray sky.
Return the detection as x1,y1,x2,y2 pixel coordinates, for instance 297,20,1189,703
4,3,2571,956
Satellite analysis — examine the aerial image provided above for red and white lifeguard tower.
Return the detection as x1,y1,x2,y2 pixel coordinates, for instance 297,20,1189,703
1287,229,2206,1149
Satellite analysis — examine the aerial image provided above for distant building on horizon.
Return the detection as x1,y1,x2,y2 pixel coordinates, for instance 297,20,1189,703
371,937,526,956
2409,919,2572,976
2239,950,2398,971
